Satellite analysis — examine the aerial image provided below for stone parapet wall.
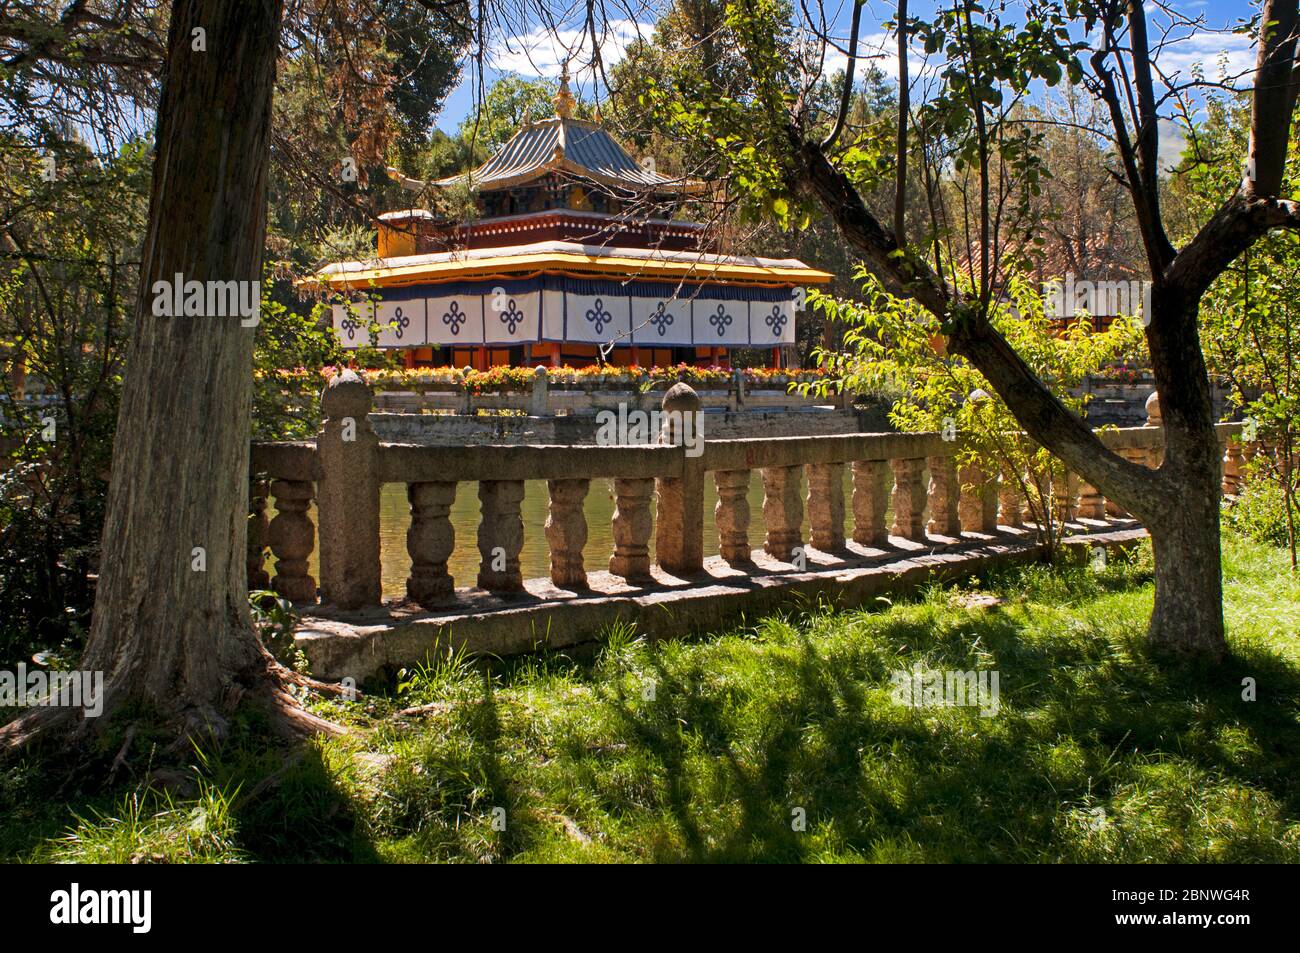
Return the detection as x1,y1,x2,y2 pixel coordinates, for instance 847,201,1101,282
367,406,881,446
248,373,1244,678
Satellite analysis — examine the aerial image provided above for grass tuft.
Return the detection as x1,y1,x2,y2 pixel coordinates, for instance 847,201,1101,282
3,532,1297,863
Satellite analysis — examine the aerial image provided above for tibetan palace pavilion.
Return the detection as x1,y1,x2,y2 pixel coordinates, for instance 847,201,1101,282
311,76,831,370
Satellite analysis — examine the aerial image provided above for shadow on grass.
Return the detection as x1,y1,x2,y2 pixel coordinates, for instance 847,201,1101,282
224,743,383,864
582,594,1300,862
5,542,1296,864
0,706,385,864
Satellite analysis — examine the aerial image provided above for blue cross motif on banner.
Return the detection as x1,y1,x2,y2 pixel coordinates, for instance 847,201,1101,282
649,301,674,337
340,314,360,341
442,301,466,336
586,298,612,334
499,298,525,335
709,303,733,337
391,305,411,339
765,304,787,338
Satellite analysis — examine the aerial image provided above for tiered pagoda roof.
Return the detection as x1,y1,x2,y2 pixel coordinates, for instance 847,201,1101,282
433,115,704,195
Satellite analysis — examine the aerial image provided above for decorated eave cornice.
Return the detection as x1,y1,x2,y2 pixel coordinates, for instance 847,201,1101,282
327,272,806,350
303,240,833,293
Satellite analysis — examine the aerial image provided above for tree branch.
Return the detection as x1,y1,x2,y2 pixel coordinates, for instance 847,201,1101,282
1249,0,1300,197
1124,0,1175,269
820,0,863,150
785,126,1165,517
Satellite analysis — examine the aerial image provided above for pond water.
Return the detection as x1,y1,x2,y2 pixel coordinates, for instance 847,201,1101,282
303,466,870,598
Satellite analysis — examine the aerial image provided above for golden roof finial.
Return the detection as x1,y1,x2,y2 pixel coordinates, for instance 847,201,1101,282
554,60,576,119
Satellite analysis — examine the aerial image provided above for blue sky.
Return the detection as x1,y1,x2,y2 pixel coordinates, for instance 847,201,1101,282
433,0,1259,133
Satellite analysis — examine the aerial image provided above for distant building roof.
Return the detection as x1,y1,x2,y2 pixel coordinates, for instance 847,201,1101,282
434,65,701,195
434,116,704,195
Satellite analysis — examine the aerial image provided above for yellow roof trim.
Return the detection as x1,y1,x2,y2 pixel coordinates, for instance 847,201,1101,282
307,252,834,292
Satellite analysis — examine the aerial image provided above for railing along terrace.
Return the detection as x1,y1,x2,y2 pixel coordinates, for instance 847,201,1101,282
247,370,1245,612
367,365,848,416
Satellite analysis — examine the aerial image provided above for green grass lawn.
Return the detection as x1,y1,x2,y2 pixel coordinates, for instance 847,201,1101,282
3,532,1298,863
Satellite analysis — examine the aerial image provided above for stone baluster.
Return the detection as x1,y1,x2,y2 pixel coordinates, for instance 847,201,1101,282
529,365,549,417
477,480,525,591
546,478,590,587
714,469,753,564
406,481,457,605
1076,478,1106,520
807,462,846,552
762,465,804,561
958,464,999,534
248,477,271,589
316,369,381,609
268,479,316,603
926,455,962,537
998,467,1026,528
1022,477,1045,526
891,458,928,540
1222,438,1245,496
656,383,705,575
1143,391,1164,468
610,477,655,580
1052,469,1079,523
851,460,891,547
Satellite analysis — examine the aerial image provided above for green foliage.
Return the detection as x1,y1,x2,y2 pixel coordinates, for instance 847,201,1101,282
456,75,575,157
1174,92,1300,565
0,136,150,667
804,269,1142,548
1224,472,1294,549
252,281,344,440
913,0,1082,191
267,1,469,258
249,589,302,667
630,0,809,229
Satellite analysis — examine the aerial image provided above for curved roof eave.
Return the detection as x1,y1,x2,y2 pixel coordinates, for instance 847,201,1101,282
435,162,708,195
300,242,833,292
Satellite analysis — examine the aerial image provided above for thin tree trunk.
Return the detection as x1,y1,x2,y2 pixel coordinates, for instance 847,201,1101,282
1142,292,1228,660
894,0,908,245
1144,459,1226,660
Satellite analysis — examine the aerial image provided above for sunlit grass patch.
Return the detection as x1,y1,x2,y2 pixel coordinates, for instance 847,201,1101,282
4,532,1297,864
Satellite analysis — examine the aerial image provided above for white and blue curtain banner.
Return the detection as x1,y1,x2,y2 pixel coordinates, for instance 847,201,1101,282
332,277,797,349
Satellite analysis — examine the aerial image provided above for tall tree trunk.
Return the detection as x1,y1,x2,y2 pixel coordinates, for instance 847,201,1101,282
1145,475,1225,661
1142,292,1228,661
5,0,331,750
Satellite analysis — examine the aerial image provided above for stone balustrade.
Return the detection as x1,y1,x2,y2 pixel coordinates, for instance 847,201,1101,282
248,376,1244,611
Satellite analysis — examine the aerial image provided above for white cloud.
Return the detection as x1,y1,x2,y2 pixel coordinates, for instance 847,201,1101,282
489,19,654,85
812,30,931,87
1153,29,1255,87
